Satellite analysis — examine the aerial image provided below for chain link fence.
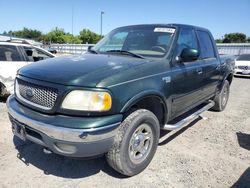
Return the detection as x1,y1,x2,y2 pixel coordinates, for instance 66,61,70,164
217,43,250,55
47,43,250,56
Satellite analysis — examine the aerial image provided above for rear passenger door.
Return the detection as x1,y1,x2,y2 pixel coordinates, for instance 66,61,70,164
171,28,205,117
196,30,221,97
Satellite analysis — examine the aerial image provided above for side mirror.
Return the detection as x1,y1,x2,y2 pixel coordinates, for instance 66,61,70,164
180,48,199,62
87,45,93,52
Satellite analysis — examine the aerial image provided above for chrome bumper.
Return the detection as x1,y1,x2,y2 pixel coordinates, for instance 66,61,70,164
7,95,121,143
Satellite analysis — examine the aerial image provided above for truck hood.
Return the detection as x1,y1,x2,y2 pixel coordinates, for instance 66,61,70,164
235,60,250,66
18,53,162,88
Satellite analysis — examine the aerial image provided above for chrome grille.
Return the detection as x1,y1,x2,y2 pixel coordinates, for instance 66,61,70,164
17,79,58,109
238,66,250,70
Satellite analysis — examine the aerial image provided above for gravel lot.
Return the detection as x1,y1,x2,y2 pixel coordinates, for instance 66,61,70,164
0,77,249,188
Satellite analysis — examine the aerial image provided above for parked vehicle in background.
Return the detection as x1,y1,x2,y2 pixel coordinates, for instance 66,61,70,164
0,41,55,96
234,54,250,76
45,48,57,54
7,24,234,176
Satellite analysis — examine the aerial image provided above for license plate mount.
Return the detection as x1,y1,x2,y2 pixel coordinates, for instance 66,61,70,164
12,122,26,141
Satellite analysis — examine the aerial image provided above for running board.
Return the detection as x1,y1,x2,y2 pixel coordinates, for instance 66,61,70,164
163,100,215,130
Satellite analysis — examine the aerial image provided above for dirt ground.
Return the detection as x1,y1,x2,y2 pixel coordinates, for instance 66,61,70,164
0,77,249,188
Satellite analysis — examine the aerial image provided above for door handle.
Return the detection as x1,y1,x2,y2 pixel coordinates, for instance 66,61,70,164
215,65,220,70
196,68,203,74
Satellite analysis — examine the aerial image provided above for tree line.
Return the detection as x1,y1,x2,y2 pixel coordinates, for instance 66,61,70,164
2,27,102,44
2,27,250,44
215,33,250,43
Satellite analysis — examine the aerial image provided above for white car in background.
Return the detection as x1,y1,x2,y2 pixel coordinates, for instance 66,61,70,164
0,41,55,96
234,54,250,76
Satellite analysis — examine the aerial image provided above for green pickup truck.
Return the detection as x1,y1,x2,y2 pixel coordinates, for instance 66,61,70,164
7,24,234,176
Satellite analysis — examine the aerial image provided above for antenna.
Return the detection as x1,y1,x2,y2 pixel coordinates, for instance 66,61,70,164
71,5,74,35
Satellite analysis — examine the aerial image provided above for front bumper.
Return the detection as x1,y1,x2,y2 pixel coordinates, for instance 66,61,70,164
234,68,250,76
7,95,122,157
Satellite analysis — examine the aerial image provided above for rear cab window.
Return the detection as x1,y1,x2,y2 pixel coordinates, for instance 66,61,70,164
0,45,23,61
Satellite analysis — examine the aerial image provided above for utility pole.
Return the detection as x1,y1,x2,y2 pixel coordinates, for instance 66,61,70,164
71,5,74,35
100,11,104,36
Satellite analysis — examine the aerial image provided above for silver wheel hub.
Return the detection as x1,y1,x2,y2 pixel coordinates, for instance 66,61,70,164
222,85,228,106
128,123,153,164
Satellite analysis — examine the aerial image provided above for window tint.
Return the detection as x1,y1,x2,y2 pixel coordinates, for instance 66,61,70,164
176,28,198,55
237,54,250,61
197,31,215,59
24,47,52,62
0,45,22,61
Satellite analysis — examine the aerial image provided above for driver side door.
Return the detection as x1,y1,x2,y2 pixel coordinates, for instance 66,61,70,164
170,28,205,118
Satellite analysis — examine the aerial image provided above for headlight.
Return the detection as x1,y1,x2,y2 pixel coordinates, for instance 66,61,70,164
61,90,112,111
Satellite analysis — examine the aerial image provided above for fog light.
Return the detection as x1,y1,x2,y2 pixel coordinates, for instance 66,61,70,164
54,143,77,153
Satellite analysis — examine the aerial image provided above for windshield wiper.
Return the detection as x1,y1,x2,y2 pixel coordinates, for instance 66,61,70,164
106,50,144,59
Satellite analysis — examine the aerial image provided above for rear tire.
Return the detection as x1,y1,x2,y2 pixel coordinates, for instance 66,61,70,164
106,109,160,176
212,80,230,111
0,82,5,97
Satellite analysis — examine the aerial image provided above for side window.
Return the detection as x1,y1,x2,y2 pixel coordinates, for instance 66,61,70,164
197,31,215,59
176,28,198,55
24,47,52,62
0,45,22,61
35,49,52,60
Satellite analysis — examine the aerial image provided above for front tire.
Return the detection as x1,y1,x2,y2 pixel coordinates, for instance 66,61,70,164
212,80,230,111
106,109,160,176
0,82,7,97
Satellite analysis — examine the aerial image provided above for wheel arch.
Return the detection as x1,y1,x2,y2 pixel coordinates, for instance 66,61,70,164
218,73,233,92
121,90,168,126
0,81,6,96
225,73,233,85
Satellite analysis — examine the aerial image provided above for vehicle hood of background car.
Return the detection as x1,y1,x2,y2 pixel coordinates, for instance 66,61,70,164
235,60,250,66
18,54,168,88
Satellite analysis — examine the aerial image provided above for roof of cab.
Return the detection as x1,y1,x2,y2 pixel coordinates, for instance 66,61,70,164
0,41,35,47
116,23,210,32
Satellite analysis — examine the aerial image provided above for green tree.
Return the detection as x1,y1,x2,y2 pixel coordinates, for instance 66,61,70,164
9,27,43,41
62,35,81,44
3,27,102,44
247,37,250,43
79,29,101,44
215,39,223,43
46,27,67,44
223,33,246,43
44,28,81,44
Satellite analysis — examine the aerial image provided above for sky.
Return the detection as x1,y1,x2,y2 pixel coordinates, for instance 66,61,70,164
0,0,249,39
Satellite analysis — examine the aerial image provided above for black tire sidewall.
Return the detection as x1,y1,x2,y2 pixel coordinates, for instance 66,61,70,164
119,110,160,175
220,80,230,110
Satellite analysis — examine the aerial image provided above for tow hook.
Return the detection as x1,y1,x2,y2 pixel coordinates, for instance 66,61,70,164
43,148,52,154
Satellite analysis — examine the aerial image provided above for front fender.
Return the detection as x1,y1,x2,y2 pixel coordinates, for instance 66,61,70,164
120,89,168,116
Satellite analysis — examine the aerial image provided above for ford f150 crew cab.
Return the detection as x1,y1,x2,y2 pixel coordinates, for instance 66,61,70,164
7,24,234,176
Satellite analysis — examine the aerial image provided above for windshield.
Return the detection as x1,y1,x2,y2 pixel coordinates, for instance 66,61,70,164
93,25,175,58
237,54,250,61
